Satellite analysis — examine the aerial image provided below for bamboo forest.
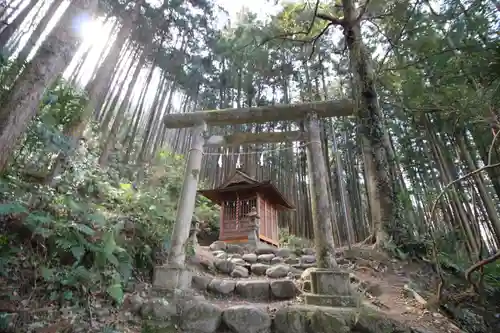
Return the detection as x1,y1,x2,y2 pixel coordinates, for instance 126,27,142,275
0,0,499,332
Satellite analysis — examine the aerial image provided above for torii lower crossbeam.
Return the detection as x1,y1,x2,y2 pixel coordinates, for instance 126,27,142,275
205,131,305,147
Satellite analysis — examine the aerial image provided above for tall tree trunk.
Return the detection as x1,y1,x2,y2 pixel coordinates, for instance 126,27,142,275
121,65,154,167
135,72,167,181
0,0,37,51
98,49,138,133
326,0,395,246
144,77,169,160
88,0,144,116
45,5,142,183
458,133,500,245
99,54,148,166
17,0,65,62
0,0,98,173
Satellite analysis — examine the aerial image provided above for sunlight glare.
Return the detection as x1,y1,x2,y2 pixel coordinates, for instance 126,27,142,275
77,16,106,46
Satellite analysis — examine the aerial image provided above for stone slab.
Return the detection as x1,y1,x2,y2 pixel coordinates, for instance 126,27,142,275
310,269,352,296
153,263,192,290
235,280,271,300
304,293,358,307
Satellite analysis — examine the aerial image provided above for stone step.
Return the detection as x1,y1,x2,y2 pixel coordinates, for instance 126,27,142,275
140,296,419,333
213,258,316,279
191,275,299,300
209,241,316,256
211,248,317,266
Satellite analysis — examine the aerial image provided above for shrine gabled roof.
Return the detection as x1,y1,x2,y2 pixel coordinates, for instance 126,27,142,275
198,170,295,210
219,170,259,188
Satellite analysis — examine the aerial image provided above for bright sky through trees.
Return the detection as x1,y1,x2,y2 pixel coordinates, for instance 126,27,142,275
215,0,281,25
72,0,280,109
5,0,294,115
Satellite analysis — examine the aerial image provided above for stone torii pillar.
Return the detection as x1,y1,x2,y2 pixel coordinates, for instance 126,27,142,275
153,121,206,290
302,112,358,307
153,100,354,291
304,112,338,269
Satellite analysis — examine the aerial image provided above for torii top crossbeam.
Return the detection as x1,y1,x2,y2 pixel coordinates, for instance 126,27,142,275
163,100,353,128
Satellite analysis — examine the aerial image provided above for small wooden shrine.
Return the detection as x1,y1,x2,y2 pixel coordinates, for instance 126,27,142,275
198,168,294,246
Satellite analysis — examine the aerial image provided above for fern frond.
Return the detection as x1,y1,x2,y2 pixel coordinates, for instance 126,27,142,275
0,202,27,215
70,222,95,236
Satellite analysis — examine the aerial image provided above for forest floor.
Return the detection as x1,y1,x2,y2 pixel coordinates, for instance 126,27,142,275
0,242,498,332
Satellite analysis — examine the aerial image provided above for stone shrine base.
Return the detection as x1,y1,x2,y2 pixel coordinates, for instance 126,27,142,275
304,294,358,307
305,269,358,308
153,263,192,291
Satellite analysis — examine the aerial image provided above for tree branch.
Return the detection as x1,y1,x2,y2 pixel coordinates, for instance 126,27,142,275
488,128,500,165
430,162,500,219
308,0,322,34
355,0,372,24
315,12,345,26
465,250,500,288
428,159,500,304
374,0,420,73
260,0,336,47
380,44,490,72
307,22,333,61
259,0,345,57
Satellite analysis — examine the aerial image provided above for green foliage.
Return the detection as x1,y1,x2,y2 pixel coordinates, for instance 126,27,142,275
0,82,219,308
195,194,220,231
279,228,312,250
0,56,25,98
39,79,88,128
272,2,333,39
483,261,500,288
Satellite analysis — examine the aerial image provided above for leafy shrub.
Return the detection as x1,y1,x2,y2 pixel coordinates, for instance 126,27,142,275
0,76,219,307
483,261,500,288
279,228,312,250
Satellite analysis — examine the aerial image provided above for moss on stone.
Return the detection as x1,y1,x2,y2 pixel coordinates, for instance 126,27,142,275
353,305,413,333
275,304,416,333
309,307,354,333
274,305,355,333
274,305,315,333
141,320,177,333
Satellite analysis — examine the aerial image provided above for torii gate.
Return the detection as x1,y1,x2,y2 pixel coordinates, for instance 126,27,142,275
153,100,354,290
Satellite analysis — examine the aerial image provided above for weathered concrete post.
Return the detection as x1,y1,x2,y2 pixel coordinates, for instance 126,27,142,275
153,121,206,290
304,112,338,269
303,112,356,308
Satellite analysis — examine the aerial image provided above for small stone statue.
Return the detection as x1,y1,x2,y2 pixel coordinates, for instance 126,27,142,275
246,207,259,229
247,206,258,217
189,215,201,250
246,207,260,247
190,215,200,233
